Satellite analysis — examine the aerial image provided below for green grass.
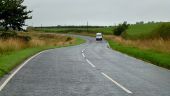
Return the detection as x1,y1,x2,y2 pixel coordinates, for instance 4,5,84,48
124,22,170,39
0,37,85,77
75,37,86,45
34,27,113,35
89,27,113,34
108,40,170,69
0,48,44,77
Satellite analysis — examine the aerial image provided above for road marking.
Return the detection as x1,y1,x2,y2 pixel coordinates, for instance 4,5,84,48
81,49,95,68
0,50,47,91
107,43,110,48
101,72,133,94
86,59,96,68
82,49,86,53
82,53,85,58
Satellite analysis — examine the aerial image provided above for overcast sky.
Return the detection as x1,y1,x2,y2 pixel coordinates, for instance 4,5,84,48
23,0,170,26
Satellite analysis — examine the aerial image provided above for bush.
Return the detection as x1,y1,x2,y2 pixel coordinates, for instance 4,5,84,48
113,22,129,36
0,31,31,42
17,36,31,42
66,37,72,41
0,32,17,39
152,23,170,40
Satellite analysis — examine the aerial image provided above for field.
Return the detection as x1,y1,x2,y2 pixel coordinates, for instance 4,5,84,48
124,23,160,39
0,32,85,77
123,23,170,39
34,27,113,35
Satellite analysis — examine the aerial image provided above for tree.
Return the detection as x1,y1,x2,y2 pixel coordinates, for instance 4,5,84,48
0,0,32,31
136,21,144,24
113,21,129,36
152,23,170,40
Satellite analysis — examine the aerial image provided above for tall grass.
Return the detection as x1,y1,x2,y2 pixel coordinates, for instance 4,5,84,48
0,32,75,55
105,35,170,53
107,39,170,69
0,38,27,54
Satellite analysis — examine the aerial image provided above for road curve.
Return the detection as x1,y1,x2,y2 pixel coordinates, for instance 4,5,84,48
0,35,170,96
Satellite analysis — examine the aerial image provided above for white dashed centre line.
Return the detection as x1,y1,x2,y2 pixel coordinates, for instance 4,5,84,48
82,53,85,58
101,72,133,94
81,49,95,68
82,49,86,53
86,59,96,68
81,49,132,94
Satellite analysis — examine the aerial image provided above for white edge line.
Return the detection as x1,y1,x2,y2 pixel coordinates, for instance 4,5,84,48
86,59,96,68
0,50,47,91
101,72,133,94
107,43,110,48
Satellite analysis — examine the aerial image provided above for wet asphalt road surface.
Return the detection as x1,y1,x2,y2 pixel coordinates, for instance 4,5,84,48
0,35,170,96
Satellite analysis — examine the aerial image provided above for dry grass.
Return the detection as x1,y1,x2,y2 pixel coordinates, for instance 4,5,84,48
105,35,170,53
0,38,27,54
26,32,75,47
0,32,75,54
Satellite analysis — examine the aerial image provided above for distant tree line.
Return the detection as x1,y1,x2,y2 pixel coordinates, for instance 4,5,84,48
135,21,164,25
35,25,112,29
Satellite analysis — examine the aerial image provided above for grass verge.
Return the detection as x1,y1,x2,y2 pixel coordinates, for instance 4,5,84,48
107,40,170,69
0,37,85,78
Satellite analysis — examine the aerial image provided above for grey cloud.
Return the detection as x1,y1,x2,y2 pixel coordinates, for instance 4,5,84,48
24,0,170,26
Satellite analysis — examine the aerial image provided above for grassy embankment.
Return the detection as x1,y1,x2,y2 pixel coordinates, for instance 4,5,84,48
122,23,167,39
0,32,85,77
106,22,170,69
106,36,170,69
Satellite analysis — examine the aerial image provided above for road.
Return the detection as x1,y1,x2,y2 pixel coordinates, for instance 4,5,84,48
0,35,170,96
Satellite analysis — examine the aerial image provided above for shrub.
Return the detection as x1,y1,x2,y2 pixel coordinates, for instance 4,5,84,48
0,32,17,39
113,22,129,36
17,36,31,42
0,32,31,42
66,37,72,41
152,23,170,40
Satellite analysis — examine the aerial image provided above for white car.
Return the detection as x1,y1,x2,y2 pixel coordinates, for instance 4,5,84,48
96,33,102,41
